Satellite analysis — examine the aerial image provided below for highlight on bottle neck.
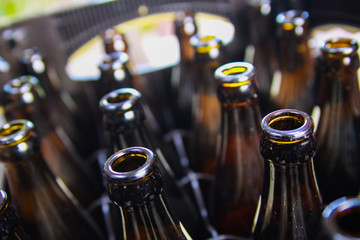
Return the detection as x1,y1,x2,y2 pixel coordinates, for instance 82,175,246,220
103,146,162,206
214,62,258,104
190,34,221,57
0,119,40,161
21,47,46,75
322,197,360,239
99,87,141,113
276,10,309,35
0,190,8,213
260,109,316,164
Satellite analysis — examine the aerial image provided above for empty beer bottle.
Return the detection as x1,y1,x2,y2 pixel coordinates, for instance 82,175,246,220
270,10,315,114
2,75,103,208
103,146,192,240
322,197,360,240
0,189,30,240
188,34,225,174
170,11,197,130
99,88,207,239
313,38,360,204
209,62,263,238
0,119,103,240
252,109,323,240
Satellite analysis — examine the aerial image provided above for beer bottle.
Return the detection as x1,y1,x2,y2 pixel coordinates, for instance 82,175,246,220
0,189,30,240
322,197,360,239
209,62,263,237
2,75,103,208
103,146,192,240
99,87,207,239
0,119,103,240
270,10,315,114
313,38,360,204
170,11,197,130
188,34,225,174
252,109,323,240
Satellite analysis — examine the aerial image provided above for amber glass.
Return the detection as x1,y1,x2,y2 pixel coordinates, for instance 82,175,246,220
99,88,207,239
103,146,192,240
188,34,225,173
170,11,197,129
322,197,360,239
245,0,278,115
0,119,103,240
102,28,128,54
252,109,323,240
314,38,360,204
2,75,103,208
0,190,30,240
208,62,263,237
270,10,314,114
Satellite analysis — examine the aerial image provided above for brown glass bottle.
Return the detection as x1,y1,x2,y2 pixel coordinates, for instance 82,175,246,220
0,119,103,240
0,190,30,240
170,11,197,130
103,146,192,240
270,10,315,114
209,62,263,237
322,197,360,239
99,88,208,239
2,75,103,208
313,38,360,205
252,109,323,240
188,34,225,174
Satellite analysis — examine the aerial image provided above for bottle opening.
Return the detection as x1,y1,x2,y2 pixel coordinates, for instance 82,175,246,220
335,207,360,237
107,92,132,104
326,39,353,49
268,114,305,131
199,35,216,42
323,38,358,55
0,123,23,138
222,66,247,75
112,153,147,173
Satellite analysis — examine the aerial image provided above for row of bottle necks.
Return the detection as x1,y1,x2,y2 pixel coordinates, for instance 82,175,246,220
0,8,359,240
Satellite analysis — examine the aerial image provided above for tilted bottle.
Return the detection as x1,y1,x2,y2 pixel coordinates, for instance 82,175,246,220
0,119,103,240
103,146,192,240
0,190,30,240
2,75,103,208
270,10,315,114
188,34,225,174
99,88,207,239
170,11,197,130
209,62,263,237
322,197,360,240
252,109,323,240
313,38,360,204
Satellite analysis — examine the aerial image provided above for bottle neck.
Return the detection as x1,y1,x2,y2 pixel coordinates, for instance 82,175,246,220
120,194,190,240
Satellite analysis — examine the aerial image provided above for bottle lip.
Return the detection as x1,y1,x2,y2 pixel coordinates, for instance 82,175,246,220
3,75,38,95
276,10,309,26
322,197,360,238
190,34,221,53
98,52,129,70
0,119,34,146
214,62,255,85
321,38,359,56
99,87,141,113
103,146,156,183
261,109,314,143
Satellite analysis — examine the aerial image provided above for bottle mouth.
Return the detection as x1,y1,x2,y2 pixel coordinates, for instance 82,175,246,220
0,119,34,146
322,38,359,56
98,52,129,71
261,109,313,143
215,62,255,86
3,75,38,95
190,34,221,54
103,146,156,183
322,197,360,238
99,87,141,113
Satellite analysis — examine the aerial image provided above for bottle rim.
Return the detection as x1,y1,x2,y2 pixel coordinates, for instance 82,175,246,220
321,38,359,56
276,10,309,26
0,119,34,146
261,109,314,143
98,51,129,71
99,87,141,113
322,197,360,239
103,146,156,183
3,75,38,95
214,62,255,85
